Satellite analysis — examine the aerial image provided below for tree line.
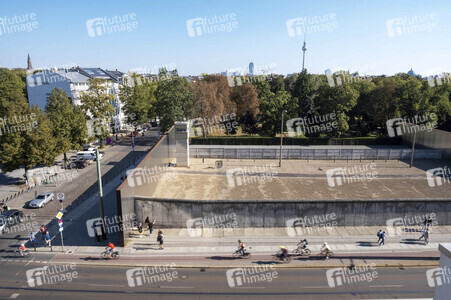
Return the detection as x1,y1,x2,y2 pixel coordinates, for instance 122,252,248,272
0,67,450,173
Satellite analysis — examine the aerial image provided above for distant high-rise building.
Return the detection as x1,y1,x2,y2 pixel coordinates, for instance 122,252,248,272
301,36,307,71
27,54,32,70
249,62,254,76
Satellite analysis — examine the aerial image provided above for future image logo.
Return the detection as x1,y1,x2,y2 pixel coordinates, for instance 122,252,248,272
186,13,238,37
426,167,450,187
386,13,438,37
426,267,451,287
326,264,377,287
86,13,138,37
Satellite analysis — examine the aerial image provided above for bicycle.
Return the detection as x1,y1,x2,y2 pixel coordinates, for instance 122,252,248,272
318,249,334,259
272,254,292,263
14,249,30,257
233,247,252,259
101,249,119,259
293,246,311,256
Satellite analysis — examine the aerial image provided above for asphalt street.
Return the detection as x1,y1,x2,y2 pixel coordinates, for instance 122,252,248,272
0,263,435,299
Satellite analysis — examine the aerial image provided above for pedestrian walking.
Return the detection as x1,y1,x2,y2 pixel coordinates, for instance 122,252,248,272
29,232,37,251
138,222,143,238
39,225,47,241
157,230,164,249
379,231,387,246
422,217,427,230
34,190,38,198
377,229,383,243
424,229,430,244
132,142,135,151
427,217,433,229
145,217,155,235
419,228,427,240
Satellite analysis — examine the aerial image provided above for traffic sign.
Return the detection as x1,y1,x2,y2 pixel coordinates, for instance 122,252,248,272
56,212,63,220
57,193,65,202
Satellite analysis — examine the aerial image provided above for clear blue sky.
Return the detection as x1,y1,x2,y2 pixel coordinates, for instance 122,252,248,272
0,0,449,76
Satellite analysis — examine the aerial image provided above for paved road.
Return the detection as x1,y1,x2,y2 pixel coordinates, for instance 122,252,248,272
0,136,156,255
0,263,435,299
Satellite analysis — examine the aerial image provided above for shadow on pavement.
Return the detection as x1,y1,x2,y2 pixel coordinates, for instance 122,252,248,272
401,238,427,245
207,256,238,261
356,241,378,247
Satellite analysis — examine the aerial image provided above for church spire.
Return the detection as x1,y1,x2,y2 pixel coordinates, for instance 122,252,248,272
27,54,32,70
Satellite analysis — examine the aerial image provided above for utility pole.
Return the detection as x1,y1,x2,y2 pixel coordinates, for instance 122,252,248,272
279,110,287,167
96,148,106,239
410,127,417,168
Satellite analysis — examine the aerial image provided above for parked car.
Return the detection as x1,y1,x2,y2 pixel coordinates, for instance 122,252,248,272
29,193,54,208
66,160,88,169
0,216,6,235
0,209,24,234
76,151,103,161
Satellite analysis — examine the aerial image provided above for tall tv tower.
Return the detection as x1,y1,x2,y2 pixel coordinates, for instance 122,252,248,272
301,28,307,71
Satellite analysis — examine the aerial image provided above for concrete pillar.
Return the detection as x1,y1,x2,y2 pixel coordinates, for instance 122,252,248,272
175,122,189,167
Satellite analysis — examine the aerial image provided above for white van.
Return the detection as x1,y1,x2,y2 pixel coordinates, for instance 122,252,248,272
76,151,104,161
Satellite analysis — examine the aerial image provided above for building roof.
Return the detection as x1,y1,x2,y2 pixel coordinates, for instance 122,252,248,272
150,158,451,201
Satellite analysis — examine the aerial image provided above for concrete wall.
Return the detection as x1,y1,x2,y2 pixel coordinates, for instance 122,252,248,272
190,147,442,160
403,128,451,160
434,243,451,300
135,197,451,228
116,127,176,245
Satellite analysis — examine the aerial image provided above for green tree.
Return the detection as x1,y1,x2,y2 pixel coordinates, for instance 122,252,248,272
316,84,359,137
79,78,115,145
155,73,194,131
120,73,157,130
46,88,87,167
259,90,298,136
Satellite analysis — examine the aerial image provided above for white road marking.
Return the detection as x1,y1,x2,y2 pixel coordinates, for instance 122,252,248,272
89,284,125,287
9,293,19,298
159,286,194,289
369,284,404,287
302,286,329,288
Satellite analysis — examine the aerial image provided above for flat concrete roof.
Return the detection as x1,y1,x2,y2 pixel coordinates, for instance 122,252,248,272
190,145,409,149
151,158,451,201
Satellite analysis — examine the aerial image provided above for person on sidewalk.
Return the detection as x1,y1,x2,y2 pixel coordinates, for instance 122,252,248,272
422,217,427,230
39,225,47,241
29,232,37,251
145,218,155,236
419,228,427,241
377,229,383,243
379,231,387,246
157,230,164,249
427,217,433,229
424,229,430,245
44,231,51,247
138,222,143,238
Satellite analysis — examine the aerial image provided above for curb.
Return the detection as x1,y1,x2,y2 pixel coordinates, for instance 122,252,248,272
46,260,440,269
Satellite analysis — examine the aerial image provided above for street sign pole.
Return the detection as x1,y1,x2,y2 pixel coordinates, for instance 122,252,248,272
56,213,64,252
96,148,106,239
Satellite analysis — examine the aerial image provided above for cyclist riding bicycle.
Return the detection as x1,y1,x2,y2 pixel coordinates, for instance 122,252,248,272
298,239,308,249
278,246,288,259
238,240,246,256
107,242,115,258
19,244,27,256
321,242,332,257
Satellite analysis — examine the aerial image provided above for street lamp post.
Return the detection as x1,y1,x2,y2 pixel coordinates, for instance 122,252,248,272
279,110,287,167
96,148,106,239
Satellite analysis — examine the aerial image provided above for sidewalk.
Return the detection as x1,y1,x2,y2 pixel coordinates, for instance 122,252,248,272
23,225,447,268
